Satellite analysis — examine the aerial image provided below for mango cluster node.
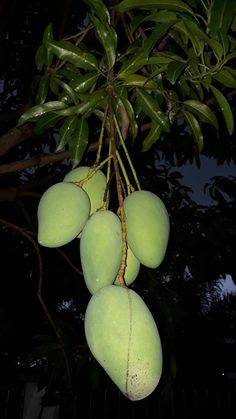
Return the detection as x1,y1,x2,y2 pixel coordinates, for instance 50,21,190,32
37,182,90,248
85,285,163,401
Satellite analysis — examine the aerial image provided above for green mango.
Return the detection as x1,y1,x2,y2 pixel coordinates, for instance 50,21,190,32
37,182,90,247
114,245,140,286
85,285,162,401
63,166,107,214
80,210,122,294
124,190,170,268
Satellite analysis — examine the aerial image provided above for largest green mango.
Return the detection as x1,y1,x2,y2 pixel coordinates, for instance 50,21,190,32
37,182,90,247
124,190,170,268
80,210,122,294
85,285,162,401
63,166,107,214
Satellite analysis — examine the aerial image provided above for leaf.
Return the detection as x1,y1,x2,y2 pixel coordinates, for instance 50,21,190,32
18,101,68,125
84,0,110,24
208,39,224,61
69,118,89,168
35,44,53,70
34,112,62,134
210,85,234,135
173,20,205,55
35,76,49,105
118,73,159,89
56,115,77,151
166,61,187,84
89,14,117,69
118,96,138,141
116,0,193,14
55,90,106,118
217,30,230,55
46,40,98,70
143,21,177,57
136,88,170,132
181,110,204,152
208,0,235,38
213,68,236,88
183,99,219,130
69,72,98,93
142,123,162,151
53,77,79,104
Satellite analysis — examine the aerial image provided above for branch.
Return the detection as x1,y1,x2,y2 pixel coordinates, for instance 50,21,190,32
0,123,34,157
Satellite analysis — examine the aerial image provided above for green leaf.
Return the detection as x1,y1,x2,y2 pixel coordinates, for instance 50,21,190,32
213,67,236,88
35,76,49,105
46,40,98,70
208,0,235,38
144,10,177,23
34,111,62,134
210,85,234,135
43,22,53,42
84,0,110,24
55,90,106,118
142,123,162,151
116,0,193,14
136,88,170,132
18,101,67,126
69,118,89,168
118,73,160,89
53,77,79,104
181,110,204,152
166,61,187,84
217,30,230,55
118,96,138,141
173,20,205,55
143,21,177,57
69,72,98,93
89,14,117,69
183,99,219,130
35,44,53,70
208,39,224,61
56,115,77,152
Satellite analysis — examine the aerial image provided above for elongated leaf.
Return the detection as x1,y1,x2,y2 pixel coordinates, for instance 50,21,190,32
89,14,117,69
56,115,77,151
118,96,138,141
46,40,98,70
69,72,98,93
53,78,79,104
208,39,224,61
116,0,193,14
183,99,219,130
143,21,177,57
217,30,230,55
181,110,204,152
144,10,177,22
166,61,187,84
34,112,62,134
18,101,67,125
35,76,49,105
210,85,234,135
118,74,159,89
35,44,53,70
70,118,89,168
142,123,162,151
136,88,170,132
84,0,110,24
208,0,235,37
55,90,106,118
173,20,205,55
213,68,236,88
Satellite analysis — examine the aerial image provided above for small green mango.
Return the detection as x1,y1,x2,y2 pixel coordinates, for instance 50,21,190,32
63,166,107,214
85,285,162,401
37,182,90,248
80,210,122,294
124,190,169,268
114,245,140,286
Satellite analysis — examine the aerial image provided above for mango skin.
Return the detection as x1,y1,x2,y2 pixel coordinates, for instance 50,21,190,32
114,245,140,286
124,190,170,268
85,285,162,401
80,210,122,294
63,166,107,214
37,182,90,248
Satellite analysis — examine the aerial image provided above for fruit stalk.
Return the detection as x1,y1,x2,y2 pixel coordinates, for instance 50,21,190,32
107,84,127,287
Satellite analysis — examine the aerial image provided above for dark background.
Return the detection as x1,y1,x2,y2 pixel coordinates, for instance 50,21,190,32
0,0,236,417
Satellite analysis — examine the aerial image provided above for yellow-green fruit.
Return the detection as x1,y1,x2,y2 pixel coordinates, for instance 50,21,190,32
63,166,107,214
37,182,90,248
85,285,162,401
114,245,140,286
80,210,122,294
124,190,170,268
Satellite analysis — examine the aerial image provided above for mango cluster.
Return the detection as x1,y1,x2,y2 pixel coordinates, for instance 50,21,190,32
37,165,170,400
